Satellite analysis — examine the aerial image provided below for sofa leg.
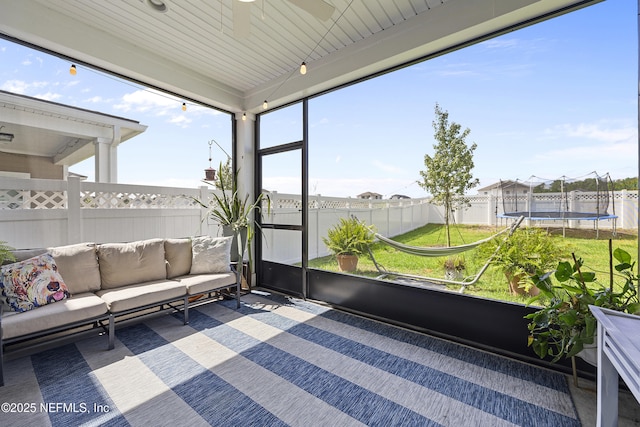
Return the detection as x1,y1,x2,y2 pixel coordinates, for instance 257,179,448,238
235,269,241,309
0,305,4,386
108,314,115,350
0,345,4,387
183,296,189,325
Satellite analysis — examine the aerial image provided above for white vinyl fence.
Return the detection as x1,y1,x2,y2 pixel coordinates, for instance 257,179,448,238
0,177,635,265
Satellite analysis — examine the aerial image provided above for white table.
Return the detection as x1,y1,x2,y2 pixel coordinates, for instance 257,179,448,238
590,306,640,427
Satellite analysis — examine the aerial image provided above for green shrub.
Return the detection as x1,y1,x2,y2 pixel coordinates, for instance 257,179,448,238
323,217,375,256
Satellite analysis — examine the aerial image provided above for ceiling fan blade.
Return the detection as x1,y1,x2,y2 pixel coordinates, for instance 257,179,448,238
233,0,252,38
287,0,335,21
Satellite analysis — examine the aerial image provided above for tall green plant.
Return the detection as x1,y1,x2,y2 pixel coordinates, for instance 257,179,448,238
193,162,270,264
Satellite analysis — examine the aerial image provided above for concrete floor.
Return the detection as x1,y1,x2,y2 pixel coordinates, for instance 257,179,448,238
570,377,640,426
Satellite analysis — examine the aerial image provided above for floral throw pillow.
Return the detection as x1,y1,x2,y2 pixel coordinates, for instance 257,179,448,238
0,253,70,312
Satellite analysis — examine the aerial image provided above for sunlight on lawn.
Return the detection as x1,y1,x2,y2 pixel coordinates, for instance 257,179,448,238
309,223,638,305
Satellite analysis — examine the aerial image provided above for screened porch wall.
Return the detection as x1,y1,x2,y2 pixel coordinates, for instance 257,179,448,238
0,176,634,253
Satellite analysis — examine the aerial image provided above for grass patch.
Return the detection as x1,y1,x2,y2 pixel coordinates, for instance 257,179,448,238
308,223,638,305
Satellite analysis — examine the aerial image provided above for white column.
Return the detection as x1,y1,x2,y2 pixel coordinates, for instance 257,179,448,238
94,125,120,183
94,138,111,183
234,112,256,269
234,113,255,202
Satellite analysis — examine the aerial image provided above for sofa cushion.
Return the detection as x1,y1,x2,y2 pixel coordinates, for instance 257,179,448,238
6,248,47,264
164,238,192,279
96,279,186,313
49,242,101,294
97,238,166,289
190,236,232,275
177,272,237,296
1,292,108,340
0,253,71,312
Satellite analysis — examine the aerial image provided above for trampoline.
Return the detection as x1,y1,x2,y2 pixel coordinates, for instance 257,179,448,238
497,172,617,237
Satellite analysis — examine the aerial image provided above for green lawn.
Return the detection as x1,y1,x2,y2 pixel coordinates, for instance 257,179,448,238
308,223,638,305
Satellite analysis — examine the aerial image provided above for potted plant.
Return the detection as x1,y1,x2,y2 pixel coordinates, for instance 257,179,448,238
480,227,566,295
525,244,640,365
322,217,375,272
443,255,466,280
193,161,270,264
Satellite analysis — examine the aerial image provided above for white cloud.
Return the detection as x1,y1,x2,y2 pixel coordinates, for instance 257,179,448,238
34,92,62,101
84,96,105,103
311,117,329,127
481,38,520,49
546,120,636,144
550,121,638,143
114,89,177,113
372,159,404,174
0,79,49,94
529,120,637,179
169,115,192,128
113,89,219,126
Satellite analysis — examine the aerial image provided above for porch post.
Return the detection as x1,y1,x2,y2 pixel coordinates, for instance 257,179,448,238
94,125,120,183
234,113,255,203
234,113,256,281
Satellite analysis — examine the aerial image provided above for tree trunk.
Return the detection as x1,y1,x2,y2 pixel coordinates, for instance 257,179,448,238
444,197,452,247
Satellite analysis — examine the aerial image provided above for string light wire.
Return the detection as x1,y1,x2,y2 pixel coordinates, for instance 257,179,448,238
262,0,355,110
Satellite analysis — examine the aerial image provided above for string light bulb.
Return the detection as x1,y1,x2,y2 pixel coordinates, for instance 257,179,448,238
300,62,307,75
69,64,77,75
242,113,247,121
263,100,268,109
182,102,187,111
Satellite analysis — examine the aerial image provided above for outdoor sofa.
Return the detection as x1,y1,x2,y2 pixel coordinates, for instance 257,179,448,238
0,236,240,386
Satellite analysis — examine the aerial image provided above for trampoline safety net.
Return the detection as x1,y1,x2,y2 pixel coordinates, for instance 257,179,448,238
498,172,616,220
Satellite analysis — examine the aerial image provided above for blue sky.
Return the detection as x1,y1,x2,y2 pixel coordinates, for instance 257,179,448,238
0,0,637,198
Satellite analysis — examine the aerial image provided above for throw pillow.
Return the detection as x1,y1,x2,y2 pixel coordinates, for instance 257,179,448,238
190,236,232,275
0,253,70,312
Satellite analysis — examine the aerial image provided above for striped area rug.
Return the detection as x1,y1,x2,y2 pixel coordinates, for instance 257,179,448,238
0,292,580,426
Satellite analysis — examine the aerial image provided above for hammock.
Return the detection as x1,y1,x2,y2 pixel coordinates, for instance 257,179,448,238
373,230,508,257
369,216,524,292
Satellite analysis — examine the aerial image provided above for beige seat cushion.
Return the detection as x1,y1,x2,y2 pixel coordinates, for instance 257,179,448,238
177,272,237,296
1,293,108,340
96,279,186,313
164,238,192,279
97,238,166,289
49,242,101,294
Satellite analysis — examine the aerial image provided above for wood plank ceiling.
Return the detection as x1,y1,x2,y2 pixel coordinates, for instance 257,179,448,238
0,0,599,114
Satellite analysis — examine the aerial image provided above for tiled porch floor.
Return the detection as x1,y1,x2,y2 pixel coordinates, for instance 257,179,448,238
570,377,640,426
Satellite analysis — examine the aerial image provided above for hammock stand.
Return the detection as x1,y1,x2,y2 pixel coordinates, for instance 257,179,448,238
368,216,524,293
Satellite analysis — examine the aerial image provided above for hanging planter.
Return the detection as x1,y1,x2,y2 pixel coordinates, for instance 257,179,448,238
204,167,216,181
204,140,217,181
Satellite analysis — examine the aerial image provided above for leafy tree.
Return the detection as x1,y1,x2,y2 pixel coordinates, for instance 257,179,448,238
418,104,479,246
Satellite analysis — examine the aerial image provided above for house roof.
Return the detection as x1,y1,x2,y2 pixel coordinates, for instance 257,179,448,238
0,90,147,166
0,0,598,115
476,180,527,192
